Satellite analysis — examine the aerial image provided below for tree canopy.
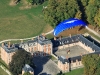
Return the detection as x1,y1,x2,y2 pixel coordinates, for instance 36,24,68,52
85,0,100,25
43,0,100,28
43,0,80,27
82,54,100,75
9,50,33,75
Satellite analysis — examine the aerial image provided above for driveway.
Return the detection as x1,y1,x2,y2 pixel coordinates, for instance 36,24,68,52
33,56,60,75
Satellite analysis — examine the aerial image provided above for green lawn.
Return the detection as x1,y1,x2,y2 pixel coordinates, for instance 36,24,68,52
50,55,57,60
0,0,49,41
64,68,84,75
0,59,9,75
0,67,9,75
0,59,8,69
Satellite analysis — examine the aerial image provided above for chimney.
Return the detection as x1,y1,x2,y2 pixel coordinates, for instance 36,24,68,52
84,52,86,54
77,30,78,34
99,54,100,57
59,36,62,40
2,43,4,47
32,38,34,40
42,33,45,37
38,36,40,40
69,34,71,38
21,40,23,43
76,59,78,62
8,41,11,48
71,60,73,63
54,37,56,40
80,53,83,56
66,56,68,59
42,33,46,40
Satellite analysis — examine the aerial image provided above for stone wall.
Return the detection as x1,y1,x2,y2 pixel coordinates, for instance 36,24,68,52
56,41,94,72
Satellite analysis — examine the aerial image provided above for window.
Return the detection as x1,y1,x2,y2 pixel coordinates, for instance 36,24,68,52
79,61,80,65
66,66,67,69
71,63,73,67
76,60,78,66
76,62,77,65
67,40,69,43
28,48,30,52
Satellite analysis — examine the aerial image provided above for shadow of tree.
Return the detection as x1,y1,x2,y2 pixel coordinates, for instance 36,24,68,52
33,55,51,75
40,72,51,75
78,26,85,31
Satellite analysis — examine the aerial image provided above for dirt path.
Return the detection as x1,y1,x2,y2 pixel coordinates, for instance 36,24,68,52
86,26,100,38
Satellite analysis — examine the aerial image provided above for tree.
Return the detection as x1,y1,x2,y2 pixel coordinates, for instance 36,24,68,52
9,50,33,75
43,0,81,28
26,0,33,5
81,0,89,7
85,0,100,25
75,10,82,19
43,0,58,27
12,0,20,4
23,72,33,75
32,0,46,5
94,9,100,32
82,54,100,75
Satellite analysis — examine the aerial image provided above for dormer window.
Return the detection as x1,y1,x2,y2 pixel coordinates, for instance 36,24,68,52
67,40,69,43
59,41,62,45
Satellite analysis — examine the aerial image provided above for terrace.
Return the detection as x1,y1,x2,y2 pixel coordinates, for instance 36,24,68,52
54,45,89,58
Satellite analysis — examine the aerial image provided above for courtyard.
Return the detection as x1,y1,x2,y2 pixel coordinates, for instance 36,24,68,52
54,45,89,58
33,56,60,75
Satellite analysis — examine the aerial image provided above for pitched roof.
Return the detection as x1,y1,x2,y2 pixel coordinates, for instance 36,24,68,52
53,34,100,52
22,64,34,72
2,43,18,53
19,35,52,48
58,55,81,64
57,34,100,64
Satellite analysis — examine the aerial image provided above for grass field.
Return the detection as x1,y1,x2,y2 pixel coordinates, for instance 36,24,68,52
0,0,99,43
0,68,9,75
64,68,84,75
0,59,9,75
0,0,53,41
0,59,8,69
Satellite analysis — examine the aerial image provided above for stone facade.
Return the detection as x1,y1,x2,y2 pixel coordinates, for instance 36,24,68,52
19,35,52,56
1,34,100,73
54,34,100,72
0,43,18,65
58,56,83,72
0,35,52,65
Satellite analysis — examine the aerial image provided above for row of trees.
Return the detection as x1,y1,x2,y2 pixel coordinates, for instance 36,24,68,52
43,0,100,28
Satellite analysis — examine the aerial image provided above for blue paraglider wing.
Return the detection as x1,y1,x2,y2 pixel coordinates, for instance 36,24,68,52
53,18,87,36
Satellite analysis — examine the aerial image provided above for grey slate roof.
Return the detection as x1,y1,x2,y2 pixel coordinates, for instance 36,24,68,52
78,35,100,52
19,39,37,48
58,56,69,64
57,34,100,64
2,43,18,53
37,35,52,45
58,55,81,64
19,35,52,48
54,34,100,52
38,39,52,45
22,64,34,72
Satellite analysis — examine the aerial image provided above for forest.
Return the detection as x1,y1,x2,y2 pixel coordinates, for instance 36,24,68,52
43,0,100,31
